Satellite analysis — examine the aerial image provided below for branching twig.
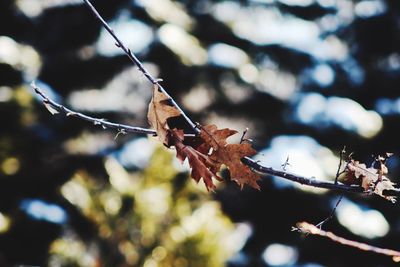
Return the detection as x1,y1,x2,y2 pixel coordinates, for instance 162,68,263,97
281,156,291,171
334,146,346,184
32,81,400,197
31,82,156,136
241,157,400,197
239,127,249,144
315,196,343,228
82,0,199,134
78,0,400,197
294,222,400,262
315,148,346,228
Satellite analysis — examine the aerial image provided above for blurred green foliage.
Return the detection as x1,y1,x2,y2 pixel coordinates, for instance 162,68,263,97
49,147,236,267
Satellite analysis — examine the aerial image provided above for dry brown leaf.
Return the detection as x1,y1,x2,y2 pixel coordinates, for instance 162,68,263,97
147,87,260,190
147,84,181,145
170,129,222,191
200,124,261,190
345,161,376,189
218,143,260,189
344,160,396,202
199,124,237,150
375,178,396,203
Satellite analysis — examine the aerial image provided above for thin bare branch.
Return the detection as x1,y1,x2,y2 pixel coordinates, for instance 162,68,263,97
334,146,346,184
313,148,347,228
31,82,200,140
315,196,343,229
239,127,249,144
281,156,291,171
242,157,363,193
295,222,400,262
82,0,199,134
241,157,400,197
31,82,157,136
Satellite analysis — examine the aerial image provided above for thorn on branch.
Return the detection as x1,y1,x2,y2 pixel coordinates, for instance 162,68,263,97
239,127,249,144
114,129,127,140
194,122,202,132
281,156,291,171
66,112,77,117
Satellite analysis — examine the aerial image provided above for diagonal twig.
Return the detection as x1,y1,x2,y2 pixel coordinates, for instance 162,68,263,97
316,149,346,228
82,0,199,134
315,196,343,229
239,127,249,144
294,222,400,262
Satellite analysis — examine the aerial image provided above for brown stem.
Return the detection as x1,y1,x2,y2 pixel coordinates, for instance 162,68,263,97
295,222,400,262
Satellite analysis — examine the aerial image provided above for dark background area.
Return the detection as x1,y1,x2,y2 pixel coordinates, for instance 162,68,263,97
1,0,400,266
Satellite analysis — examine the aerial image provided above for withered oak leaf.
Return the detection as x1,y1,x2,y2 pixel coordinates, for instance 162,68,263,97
344,159,396,203
147,84,181,145
200,124,261,190
147,86,260,191
170,129,222,191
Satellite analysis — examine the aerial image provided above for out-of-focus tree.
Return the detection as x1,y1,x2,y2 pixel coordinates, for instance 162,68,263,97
48,147,237,267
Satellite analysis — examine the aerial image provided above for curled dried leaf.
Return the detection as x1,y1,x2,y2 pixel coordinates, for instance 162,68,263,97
147,84,181,145
170,129,221,191
146,85,260,190
344,159,396,202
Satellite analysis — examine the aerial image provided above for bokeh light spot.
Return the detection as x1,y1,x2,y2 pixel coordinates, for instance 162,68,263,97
336,198,390,239
20,199,67,224
262,243,298,266
1,157,20,175
0,212,11,233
